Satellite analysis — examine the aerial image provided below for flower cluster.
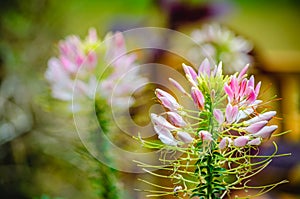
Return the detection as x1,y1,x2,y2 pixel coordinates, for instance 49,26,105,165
45,28,146,110
45,28,99,102
137,58,288,198
188,24,253,74
152,59,277,150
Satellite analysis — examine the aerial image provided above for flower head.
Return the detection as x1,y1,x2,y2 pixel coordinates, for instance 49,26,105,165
46,29,146,110
189,23,253,74
138,58,287,198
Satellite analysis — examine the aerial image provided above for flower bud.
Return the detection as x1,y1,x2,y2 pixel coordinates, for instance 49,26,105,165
213,109,224,125
155,89,181,111
182,63,197,82
153,125,178,146
158,133,178,146
191,87,205,110
219,137,232,149
174,186,183,193
247,137,262,146
166,112,187,127
177,131,193,144
234,136,250,147
198,130,213,142
198,58,211,77
245,111,276,125
253,125,278,139
244,120,268,134
151,113,177,131
225,104,238,124
182,63,198,86
169,78,188,95
213,61,222,77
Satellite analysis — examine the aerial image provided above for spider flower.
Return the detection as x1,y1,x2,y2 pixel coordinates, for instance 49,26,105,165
46,29,146,110
137,58,288,199
189,23,253,74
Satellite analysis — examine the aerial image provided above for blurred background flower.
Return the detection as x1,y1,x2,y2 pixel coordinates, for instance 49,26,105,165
0,0,299,198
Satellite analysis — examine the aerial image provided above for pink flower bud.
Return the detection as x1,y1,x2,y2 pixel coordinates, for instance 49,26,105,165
158,133,178,146
169,78,188,95
213,109,224,125
225,104,238,124
87,27,98,43
245,111,276,125
234,136,250,147
198,130,213,142
198,58,211,77
155,89,181,111
219,137,232,149
166,112,187,127
153,125,178,146
247,137,262,146
160,97,181,111
177,131,193,144
191,87,205,110
244,120,268,134
151,113,177,131
253,125,278,139
182,63,198,86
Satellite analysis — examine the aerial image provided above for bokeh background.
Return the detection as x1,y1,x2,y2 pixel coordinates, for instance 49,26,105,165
0,0,299,198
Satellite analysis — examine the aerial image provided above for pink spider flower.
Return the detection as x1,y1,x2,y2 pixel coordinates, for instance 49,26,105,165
46,29,146,110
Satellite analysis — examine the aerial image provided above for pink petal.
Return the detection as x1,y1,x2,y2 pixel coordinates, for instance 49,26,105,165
248,75,255,88
246,88,257,104
238,64,249,80
191,87,205,110
255,81,261,96
213,109,224,125
198,58,210,77
224,84,234,102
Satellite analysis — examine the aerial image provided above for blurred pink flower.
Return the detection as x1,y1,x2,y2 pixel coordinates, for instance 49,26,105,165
46,28,146,110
